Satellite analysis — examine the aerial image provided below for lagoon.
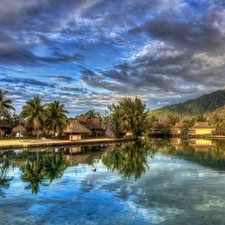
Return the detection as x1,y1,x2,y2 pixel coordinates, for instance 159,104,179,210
1,139,225,225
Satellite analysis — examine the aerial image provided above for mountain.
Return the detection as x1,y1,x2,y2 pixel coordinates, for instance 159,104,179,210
149,89,225,117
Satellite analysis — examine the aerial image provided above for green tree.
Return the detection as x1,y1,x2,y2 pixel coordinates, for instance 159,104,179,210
84,109,101,118
0,89,15,119
195,114,207,122
163,114,180,135
20,96,45,139
108,97,149,137
45,100,69,137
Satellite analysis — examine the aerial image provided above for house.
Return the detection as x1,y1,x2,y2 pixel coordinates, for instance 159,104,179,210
149,122,165,136
63,119,91,141
0,120,10,138
188,122,215,137
76,115,104,137
169,122,184,137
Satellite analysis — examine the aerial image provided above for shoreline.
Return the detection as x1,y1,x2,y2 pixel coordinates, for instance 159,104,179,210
0,137,138,150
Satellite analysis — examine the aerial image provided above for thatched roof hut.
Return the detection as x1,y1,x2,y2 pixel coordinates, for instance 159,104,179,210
86,117,103,130
0,120,10,129
12,124,27,133
64,119,91,141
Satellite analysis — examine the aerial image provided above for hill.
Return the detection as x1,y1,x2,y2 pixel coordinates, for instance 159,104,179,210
211,105,225,117
149,89,225,117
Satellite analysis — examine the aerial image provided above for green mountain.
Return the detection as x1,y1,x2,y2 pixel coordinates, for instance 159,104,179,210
149,89,225,117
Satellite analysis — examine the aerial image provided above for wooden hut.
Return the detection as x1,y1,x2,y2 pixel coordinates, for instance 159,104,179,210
12,124,27,138
76,115,104,137
188,122,215,137
0,120,10,138
63,119,91,141
149,122,165,136
169,122,184,137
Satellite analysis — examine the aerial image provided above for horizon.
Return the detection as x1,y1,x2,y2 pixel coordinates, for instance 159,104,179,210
1,1,225,117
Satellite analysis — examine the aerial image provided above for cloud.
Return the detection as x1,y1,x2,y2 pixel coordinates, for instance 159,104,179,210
1,0,225,115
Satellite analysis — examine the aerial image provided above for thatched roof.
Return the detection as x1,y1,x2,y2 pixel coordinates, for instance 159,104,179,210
191,122,215,129
75,115,91,123
86,118,103,130
12,124,27,133
170,122,184,130
0,120,10,128
64,119,91,134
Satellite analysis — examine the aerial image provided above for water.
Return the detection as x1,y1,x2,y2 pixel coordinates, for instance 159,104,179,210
1,139,225,224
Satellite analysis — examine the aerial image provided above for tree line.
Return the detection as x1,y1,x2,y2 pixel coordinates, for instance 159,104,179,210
1,88,224,138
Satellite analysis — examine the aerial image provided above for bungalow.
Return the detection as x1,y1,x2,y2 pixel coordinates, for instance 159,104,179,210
188,122,215,137
63,119,91,141
169,122,184,137
76,115,104,137
149,122,165,136
0,120,10,138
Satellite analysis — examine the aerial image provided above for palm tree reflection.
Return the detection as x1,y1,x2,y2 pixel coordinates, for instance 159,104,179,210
102,139,156,180
0,159,14,198
20,148,67,194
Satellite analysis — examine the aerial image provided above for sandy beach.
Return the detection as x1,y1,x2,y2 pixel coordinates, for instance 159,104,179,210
0,137,138,150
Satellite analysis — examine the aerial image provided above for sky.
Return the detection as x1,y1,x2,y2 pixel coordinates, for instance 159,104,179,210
1,0,225,117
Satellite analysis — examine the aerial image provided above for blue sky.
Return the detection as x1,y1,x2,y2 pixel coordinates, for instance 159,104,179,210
1,0,225,116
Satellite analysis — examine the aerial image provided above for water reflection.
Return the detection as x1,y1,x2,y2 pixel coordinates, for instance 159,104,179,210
158,138,225,170
1,140,225,224
1,138,225,196
102,139,155,180
0,158,14,197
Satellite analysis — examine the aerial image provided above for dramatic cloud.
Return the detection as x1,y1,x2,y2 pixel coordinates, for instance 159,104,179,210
1,0,225,116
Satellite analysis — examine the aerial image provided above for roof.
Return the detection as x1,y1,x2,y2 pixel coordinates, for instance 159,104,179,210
190,122,215,129
75,115,91,123
64,119,91,134
0,120,10,128
86,118,103,130
170,122,184,130
12,124,27,133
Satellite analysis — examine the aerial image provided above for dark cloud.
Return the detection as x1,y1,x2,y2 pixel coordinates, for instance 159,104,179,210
1,77,53,87
1,0,225,115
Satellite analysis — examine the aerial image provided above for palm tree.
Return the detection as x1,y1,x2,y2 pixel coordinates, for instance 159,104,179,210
85,109,101,118
20,96,45,139
45,100,69,137
0,89,15,118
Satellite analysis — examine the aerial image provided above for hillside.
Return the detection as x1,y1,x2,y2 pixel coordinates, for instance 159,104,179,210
149,89,225,117
211,105,225,117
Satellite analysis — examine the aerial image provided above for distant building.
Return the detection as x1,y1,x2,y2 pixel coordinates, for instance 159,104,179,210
63,119,91,141
75,115,104,137
169,122,185,137
149,122,165,136
188,122,215,137
0,120,10,138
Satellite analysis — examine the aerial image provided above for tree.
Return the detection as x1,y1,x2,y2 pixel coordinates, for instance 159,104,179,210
108,97,149,136
195,114,207,122
84,109,101,118
0,89,15,119
162,114,180,135
20,96,45,139
45,100,69,137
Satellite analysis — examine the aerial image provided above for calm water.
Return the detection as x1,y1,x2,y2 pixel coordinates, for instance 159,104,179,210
1,138,225,225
